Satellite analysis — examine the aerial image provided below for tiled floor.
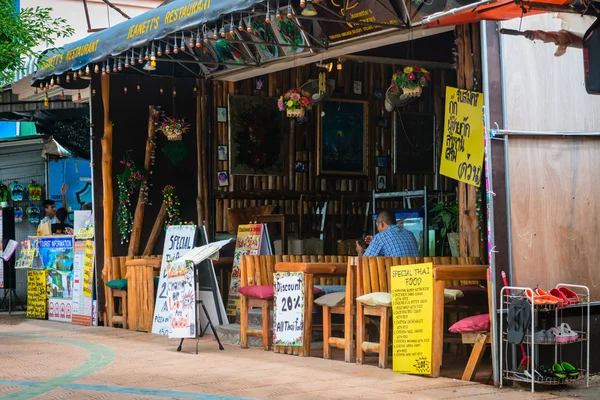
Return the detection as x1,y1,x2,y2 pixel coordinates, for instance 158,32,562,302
0,313,572,399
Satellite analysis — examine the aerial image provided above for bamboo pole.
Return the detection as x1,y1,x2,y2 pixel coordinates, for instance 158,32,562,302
142,201,167,256
196,79,206,228
101,75,113,313
128,106,160,256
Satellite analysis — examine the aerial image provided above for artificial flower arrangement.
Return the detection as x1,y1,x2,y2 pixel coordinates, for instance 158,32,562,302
391,66,431,97
277,88,313,117
158,115,189,141
116,154,146,244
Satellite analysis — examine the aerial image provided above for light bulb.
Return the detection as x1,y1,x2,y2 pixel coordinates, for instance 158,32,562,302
265,12,271,23
287,5,293,18
157,44,163,57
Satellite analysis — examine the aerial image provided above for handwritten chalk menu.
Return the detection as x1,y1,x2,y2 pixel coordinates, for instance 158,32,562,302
439,87,485,187
26,270,47,319
391,262,433,375
152,225,197,335
227,224,272,317
72,241,92,326
167,260,197,339
273,272,304,346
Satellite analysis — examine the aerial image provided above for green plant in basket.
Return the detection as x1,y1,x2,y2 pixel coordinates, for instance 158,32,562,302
392,66,431,97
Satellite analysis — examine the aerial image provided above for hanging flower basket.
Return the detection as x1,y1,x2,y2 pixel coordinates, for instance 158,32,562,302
392,66,431,98
158,116,189,141
278,89,312,118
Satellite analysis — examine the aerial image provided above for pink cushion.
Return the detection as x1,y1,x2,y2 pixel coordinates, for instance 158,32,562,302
448,314,490,334
239,285,325,300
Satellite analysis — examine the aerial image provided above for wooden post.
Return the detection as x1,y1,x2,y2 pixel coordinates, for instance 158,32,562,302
101,75,114,315
128,106,160,256
142,201,167,256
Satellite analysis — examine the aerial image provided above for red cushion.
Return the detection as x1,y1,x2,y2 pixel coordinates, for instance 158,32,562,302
448,313,490,334
239,285,325,300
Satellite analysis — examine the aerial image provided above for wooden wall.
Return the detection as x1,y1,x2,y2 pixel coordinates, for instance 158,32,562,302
501,14,600,132
508,136,600,299
212,61,457,233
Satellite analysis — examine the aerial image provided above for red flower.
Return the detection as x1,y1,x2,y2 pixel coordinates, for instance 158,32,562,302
413,66,422,72
407,73,415,81
299,98,308,106
424,72,431,81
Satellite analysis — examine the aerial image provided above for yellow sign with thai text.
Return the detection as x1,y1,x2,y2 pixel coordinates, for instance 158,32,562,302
391,263,433,375
440,87,484,187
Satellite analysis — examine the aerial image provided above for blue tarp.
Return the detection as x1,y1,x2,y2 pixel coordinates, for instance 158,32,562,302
33,0,261,81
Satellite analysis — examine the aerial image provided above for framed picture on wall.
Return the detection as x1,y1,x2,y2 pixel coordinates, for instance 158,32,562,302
217,145,228,161
217,171,229,187
316,99,368,177
217,107,227,123
393,112,436,174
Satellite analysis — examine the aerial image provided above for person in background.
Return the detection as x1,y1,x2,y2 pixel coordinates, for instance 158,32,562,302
51,208,74,235
356,209,419,257
38,183,68,231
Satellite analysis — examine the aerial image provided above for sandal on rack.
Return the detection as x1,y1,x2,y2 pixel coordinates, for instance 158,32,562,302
552,364,569,381
559,323,579,341
525,289,551,305
539,365,566,381
547,327,570,343
549,288,569,307
558,287,580,304
560,362,580,378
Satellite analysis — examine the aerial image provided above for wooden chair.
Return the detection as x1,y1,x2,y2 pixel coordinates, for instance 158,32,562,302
105,256,128,329
322,256,357,362
239,254,276,351
340,195,371,240
299,194,328,240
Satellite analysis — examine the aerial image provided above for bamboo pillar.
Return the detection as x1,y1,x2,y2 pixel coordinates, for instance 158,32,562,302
101,75,114,309
142,201,167,256
456,24,483,258
128,106,160,256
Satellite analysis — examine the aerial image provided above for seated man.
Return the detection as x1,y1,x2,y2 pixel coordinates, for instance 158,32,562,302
356,209,419,257
51,208,74,235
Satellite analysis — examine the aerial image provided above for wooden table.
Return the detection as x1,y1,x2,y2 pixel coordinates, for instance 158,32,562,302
431,265,490,378
254,214,299,254
274,262,347,356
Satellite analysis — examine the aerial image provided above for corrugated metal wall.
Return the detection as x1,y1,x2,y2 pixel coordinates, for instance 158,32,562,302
0,138,47,301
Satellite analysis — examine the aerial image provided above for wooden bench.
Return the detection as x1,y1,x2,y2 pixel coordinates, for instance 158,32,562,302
105,256,128,328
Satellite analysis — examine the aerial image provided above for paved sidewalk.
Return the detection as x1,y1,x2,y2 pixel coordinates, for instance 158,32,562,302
0,314,573,400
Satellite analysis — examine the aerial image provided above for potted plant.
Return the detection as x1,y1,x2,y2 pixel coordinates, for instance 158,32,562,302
431,199,459,256
158,116,189,141
278,88,312,118
391,66,431,97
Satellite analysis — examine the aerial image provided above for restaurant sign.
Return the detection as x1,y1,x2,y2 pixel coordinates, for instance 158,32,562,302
318,0,401,43
439,86,484,187
273,272,305,347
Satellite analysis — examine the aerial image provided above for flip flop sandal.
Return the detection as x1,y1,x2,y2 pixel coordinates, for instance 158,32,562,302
560,362,580,378
559,323,579,341
552,363,568,380
558,287,580,304
550,288,569,307
539,365,566,380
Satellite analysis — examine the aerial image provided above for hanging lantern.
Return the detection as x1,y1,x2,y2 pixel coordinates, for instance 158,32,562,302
106,62,111,74
151,43,156,61
300,0,306,7
85,65,90,75
118,60,123,71
160,87,164,95
78,91,82,101
165,43,171,55
124,56,130,68
173,36,179,54
287,4,293,18
196,28,202,48
138,50,144,64
213,25,219,39
73,72,78,80
157,44,163,57
247,15,253,33
78,69,83,77
238,16,244,31
60,90,65,100
124,87,128,94
34,87,38,95
56,76,61,85
112,60,118,73
137,84,141,92
95,64,100,74
66,74,71,83
92,89,96,96
193,86,198,97
173,89,177,97
189,33,195,48
276,9,283,21
145,47,150,61
180,32,186,52
101,63,106,75
50,78,55,88
44,92,49,107
220,25,226,37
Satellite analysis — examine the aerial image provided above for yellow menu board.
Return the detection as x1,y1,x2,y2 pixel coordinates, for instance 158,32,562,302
390,263,433,375
26,270,47,319
439,86,485,187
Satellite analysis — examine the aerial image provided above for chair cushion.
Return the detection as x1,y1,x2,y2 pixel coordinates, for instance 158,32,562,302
106,279,128,291
315,292,346,307
448,314,490,334
239,285,325,301
315,285,346,294
356,292,391,307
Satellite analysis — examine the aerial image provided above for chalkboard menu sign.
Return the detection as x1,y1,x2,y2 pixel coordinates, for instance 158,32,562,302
393,112,435,174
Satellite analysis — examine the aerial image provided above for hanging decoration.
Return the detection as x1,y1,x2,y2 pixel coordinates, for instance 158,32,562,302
391,66,431,97
28,181,42,201
162,185,182,229
158,115,189,141
116,153,146,244
278,88,313,117
26,205,41,224
0,184,9,203
14,207,23,223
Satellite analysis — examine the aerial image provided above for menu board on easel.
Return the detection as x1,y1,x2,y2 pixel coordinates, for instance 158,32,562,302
226,224,272,317
391,263,434,375
151,225,198,336
26,270,47,319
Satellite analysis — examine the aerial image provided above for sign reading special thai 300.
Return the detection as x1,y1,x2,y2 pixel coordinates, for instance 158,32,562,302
439,87,485,187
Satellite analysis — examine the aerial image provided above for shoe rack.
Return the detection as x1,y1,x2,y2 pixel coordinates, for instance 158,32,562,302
499,284,590,393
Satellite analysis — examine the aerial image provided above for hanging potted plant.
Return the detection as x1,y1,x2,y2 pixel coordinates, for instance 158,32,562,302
391,66,431,97
278,88,312,118
431,199,459,257
158,115,189,141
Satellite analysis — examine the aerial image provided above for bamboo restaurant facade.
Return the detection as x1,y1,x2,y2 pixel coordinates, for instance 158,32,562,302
22,0,600,388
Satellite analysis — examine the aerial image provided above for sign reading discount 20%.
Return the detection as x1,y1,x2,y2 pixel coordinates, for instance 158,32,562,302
440,87,485,187
273,272,305,347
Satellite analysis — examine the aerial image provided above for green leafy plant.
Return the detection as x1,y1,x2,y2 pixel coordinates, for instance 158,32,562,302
391,66,431,92
431,199,458,238
0,2,74,87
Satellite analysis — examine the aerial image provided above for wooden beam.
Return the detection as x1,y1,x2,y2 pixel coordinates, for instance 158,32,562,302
142,201,167,256
100,74,113,307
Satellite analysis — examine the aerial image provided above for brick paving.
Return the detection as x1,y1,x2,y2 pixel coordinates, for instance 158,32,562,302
0,313,573,399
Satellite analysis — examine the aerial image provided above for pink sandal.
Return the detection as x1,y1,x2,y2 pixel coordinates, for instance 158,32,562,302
558,287,579,304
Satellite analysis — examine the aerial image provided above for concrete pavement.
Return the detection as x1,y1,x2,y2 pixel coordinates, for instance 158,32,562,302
0,313,574,399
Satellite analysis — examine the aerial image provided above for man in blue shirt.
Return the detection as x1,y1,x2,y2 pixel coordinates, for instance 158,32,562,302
356,210,419,257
